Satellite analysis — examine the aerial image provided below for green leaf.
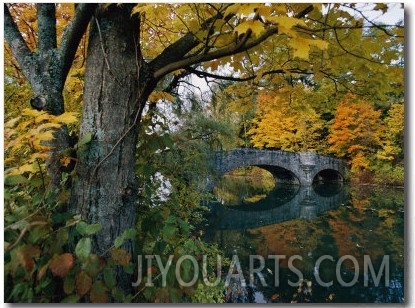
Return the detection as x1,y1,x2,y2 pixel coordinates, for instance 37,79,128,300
76,222,102,236
85,223,102,235
111,287,125,302
77,133,92,148
161,133,174,148
75,237,92,261
166,215,176,224
179,219,190,233
63,273,76,295
90,281,108,303
84,254,101,278
28,224,49,244
75,221,88,236
143,287,154,301
122,228,137,240
61,295,80,303
114,236,124,248
4,174,29,185
162,223,176,239
103,267,116,288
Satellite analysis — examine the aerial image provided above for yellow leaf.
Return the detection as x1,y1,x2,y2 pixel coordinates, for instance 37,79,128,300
374,3,389,14
224,4,241,17
35,113,54,124
9,135,26,152
30,152,50,161
257,6,273,19
131,4,153,16
60,156,72,167
16,120,32,131
76,271,92,297
7,163,35,175
288,38,327,60
5,117,20,128
36,130,56,141
308,38,329,50
55,112,79,124
289,38,311,60
173,69,186,76
205,59,220,71
238,4,260,16
214,33,234,48
234,20,265,37
111,248,131,267
148,91,175,103
267,16,306,36
22,108,43,117
90,281,108,303
37,122,61,131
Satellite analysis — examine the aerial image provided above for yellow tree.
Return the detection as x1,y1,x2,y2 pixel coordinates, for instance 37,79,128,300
248,92,324,151
377,102,404,163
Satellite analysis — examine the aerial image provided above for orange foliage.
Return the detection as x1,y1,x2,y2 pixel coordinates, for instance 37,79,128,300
328,94,385,171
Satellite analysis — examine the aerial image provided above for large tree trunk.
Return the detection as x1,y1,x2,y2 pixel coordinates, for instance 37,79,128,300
71,5,155,291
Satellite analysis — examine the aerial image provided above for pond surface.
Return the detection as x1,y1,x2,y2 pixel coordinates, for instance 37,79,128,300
204,182,404,303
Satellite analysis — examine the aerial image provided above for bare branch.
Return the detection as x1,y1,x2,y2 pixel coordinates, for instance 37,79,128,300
186,66,313,83
347,4,404,38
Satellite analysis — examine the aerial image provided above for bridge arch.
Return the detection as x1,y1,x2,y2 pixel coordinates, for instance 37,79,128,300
255,165,300,185
213,148,347,187
312,167,344,184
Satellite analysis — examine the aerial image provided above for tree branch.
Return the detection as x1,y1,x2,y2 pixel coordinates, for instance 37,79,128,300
4,4,33,77
37,3,57,52
153,27,262,79
333,28,383,64
153,4,314,80
186,66,313,82
59,3,97,81
150,7,235,77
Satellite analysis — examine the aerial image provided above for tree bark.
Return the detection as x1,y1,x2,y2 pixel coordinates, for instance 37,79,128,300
71,4,156,291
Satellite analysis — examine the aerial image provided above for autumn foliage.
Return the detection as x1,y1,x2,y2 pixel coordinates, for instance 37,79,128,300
248,92,324,152
327,95,384,172
3,2,404,304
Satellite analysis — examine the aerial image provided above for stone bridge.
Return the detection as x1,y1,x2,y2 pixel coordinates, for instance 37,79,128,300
214,148,347,186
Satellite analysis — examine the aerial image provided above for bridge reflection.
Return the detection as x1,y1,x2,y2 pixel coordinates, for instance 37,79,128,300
207,183,349,230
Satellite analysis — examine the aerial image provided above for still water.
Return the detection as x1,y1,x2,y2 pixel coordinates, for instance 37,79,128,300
205,180,404,303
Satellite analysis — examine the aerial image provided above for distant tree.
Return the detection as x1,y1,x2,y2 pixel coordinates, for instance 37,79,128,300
377,102,404,163
328,95,385,172
248,93,324,152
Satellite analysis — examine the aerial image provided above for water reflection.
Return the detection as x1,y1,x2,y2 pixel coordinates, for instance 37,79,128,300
204,184,404,303
209,183,349,230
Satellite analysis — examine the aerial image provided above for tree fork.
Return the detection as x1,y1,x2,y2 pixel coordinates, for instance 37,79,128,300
4,3,97,191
